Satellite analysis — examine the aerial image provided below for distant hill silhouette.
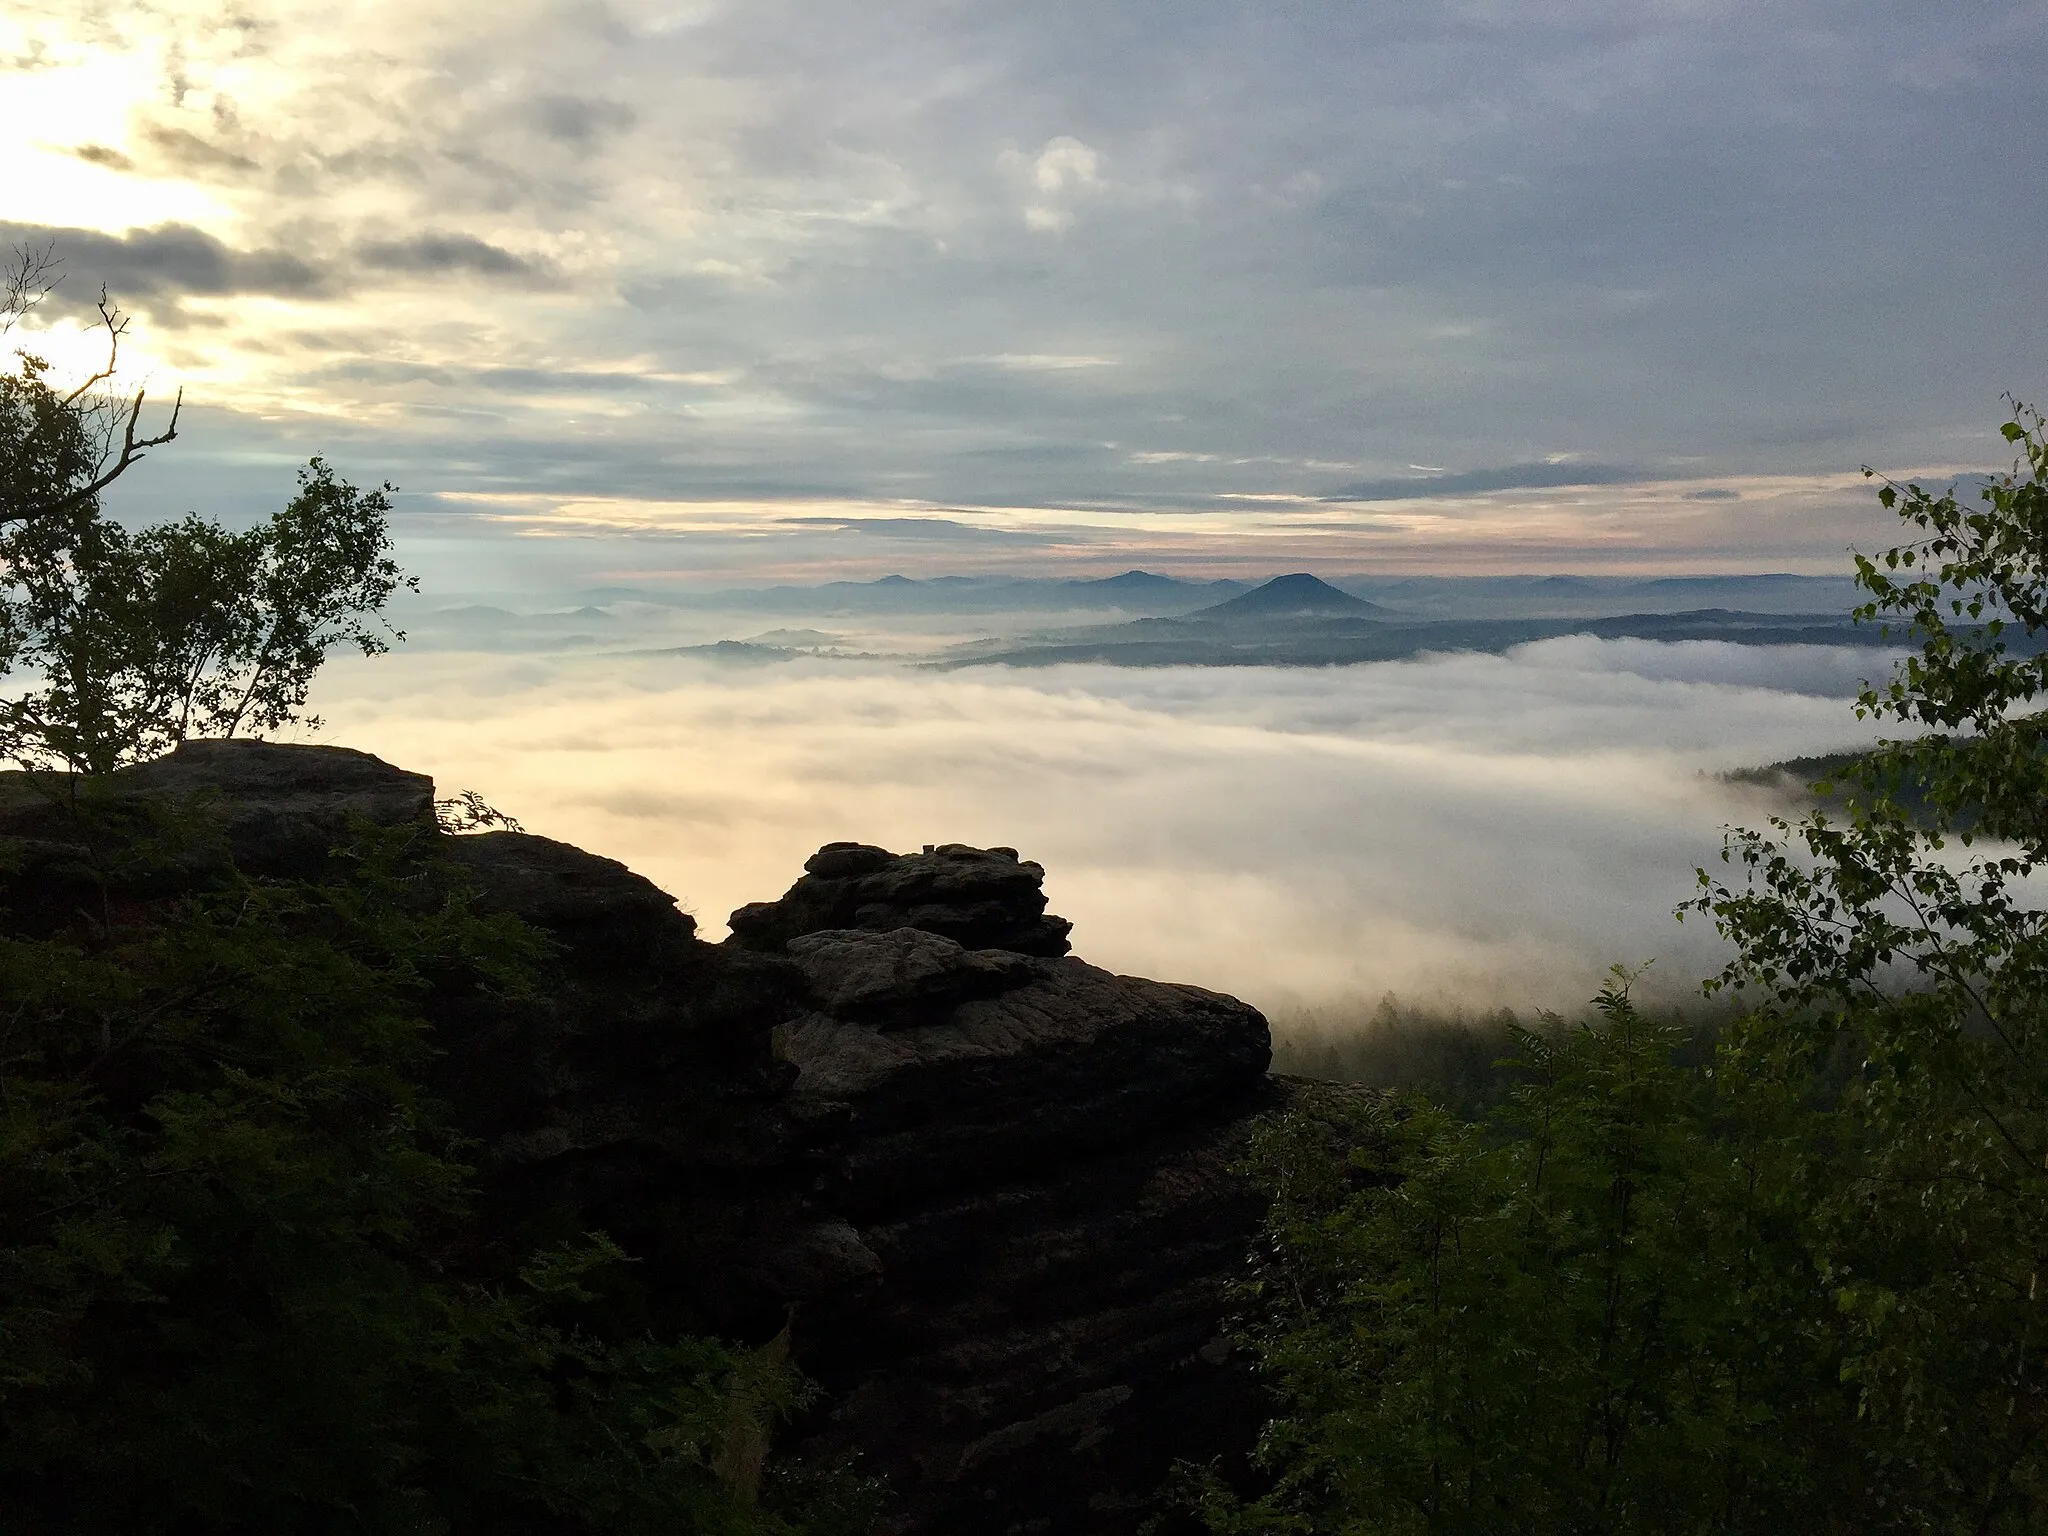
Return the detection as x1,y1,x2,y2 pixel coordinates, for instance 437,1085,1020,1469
1077,570,1198,593
1193,572,1384,620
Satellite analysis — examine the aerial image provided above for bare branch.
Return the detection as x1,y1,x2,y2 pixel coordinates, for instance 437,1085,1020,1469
1,243,60,339
59,288,128,407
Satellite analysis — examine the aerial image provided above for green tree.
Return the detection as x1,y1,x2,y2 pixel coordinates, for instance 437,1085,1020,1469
1695,399,2048,1526
0,459,412,773
1185,979,1850,1536
0,248,878,1531
0,243,181,529
0,245,408,774
1200,402,2048,1534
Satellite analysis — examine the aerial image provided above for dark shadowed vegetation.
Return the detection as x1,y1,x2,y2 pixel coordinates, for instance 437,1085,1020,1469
1194,402,2048,1535
1269,998,1529,1118
0,808,877,1534
1720,747,1955,827
1270,994,1728,1121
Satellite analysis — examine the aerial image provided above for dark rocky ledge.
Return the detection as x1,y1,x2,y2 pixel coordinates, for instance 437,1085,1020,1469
0,740,1292,1534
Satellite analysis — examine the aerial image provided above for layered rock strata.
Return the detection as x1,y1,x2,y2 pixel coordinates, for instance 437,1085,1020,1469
730,841,1076,958
0,741,1282,1534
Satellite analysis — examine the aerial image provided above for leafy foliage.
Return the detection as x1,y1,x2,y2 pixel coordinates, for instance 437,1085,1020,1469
1268,997,1535,1120
1185,979,1854,1536
1268,994,1727,1120
1692,400,2048,1525
435,788,527,835
0,248,403,774
0,349,98,529
0,458,414,774
1201,403,2048,1534
0,814,856,1534
0,243,180,530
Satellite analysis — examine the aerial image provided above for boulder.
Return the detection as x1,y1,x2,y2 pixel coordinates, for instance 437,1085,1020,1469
114,740,435,863
0,739,431,861
797,1091,1292,1532
440,829,695,968
785,926,1036,1023
780,957,1271,1209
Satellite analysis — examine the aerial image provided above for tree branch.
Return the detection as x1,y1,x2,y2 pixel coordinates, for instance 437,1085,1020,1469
58,289,126,407
3,278,183,525
1,242,60,337
2,384,183,526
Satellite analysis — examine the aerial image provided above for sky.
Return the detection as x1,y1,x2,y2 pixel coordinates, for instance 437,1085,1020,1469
6,0,2045,587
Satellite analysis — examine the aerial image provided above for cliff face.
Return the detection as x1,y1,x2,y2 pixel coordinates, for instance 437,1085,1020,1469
1,741,1283,1534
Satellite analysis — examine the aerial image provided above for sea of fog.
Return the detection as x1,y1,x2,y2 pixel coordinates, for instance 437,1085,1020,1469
300,634,1897,1021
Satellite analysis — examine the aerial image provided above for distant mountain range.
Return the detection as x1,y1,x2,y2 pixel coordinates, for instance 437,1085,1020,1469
1340,572,1864,620
934,575,1889,669
573,569,1861,622
396,569,1880,663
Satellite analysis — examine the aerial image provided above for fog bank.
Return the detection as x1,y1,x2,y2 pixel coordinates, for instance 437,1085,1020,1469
305,640,1889,1016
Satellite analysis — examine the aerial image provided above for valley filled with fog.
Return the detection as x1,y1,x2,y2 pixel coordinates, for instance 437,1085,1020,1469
307,605,1898,1022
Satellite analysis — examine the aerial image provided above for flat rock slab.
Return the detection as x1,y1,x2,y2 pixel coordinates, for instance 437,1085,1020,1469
0,740,434,892
786,926,1036,1023
779,957,1271,1210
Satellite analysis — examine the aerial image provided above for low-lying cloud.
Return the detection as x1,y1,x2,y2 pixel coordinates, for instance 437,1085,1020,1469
1508,636,1896,698
303,640,1886,1021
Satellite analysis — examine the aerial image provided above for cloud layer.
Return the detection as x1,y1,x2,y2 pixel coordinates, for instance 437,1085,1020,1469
303,639,1888,1017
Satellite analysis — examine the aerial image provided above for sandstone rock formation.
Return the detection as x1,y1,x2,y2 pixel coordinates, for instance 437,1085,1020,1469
0,740,1284,1534
731,840,1075,957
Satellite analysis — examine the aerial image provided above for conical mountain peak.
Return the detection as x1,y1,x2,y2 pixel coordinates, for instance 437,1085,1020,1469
1194,572,1382,620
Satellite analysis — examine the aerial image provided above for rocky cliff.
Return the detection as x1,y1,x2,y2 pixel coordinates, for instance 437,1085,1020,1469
0,741,1287,1534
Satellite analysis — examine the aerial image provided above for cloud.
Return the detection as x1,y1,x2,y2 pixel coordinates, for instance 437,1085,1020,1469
304,638,1888,1018
70,143,135,170
0,222,325,321
1323,462,1657,500
1507,635,1895,698
772,516,1056,543
1010,134,1104,232
25,0,2047,557
524,94,637,147
142,124,260,176
1030,137,1103,196
355,233,545,280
